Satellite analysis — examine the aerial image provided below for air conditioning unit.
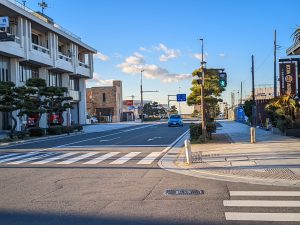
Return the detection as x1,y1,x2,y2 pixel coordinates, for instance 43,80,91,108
0,31,15,42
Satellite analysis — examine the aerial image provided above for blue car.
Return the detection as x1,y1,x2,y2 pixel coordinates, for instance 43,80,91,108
168,114,183,127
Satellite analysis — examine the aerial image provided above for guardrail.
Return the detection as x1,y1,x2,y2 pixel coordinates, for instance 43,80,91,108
78,61,89,68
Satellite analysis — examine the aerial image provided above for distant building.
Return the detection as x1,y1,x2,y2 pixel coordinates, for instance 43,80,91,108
255,86,279,100
87,81,123,122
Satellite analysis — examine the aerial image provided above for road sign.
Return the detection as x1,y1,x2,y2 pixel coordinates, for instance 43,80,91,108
176,94,186,102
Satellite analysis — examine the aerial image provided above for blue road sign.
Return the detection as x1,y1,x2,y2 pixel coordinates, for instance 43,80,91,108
176,94,186,102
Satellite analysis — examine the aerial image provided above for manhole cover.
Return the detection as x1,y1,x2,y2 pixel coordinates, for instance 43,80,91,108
165,189,204,195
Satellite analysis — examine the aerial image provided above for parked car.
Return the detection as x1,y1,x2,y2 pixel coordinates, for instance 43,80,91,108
90,117,98,123
168,114,183,127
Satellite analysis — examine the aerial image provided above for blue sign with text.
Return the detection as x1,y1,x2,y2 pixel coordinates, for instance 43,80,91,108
176,94,186,102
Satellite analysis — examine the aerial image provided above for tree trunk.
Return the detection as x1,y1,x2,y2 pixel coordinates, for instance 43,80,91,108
10,112,17,139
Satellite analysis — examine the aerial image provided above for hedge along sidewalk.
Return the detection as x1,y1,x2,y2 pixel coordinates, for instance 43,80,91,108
0,130,84,147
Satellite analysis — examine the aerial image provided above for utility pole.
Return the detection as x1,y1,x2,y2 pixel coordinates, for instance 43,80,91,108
140,70,144,123
240,82,243,105
274,29,277,98
199,38,206,142
251,55,256,127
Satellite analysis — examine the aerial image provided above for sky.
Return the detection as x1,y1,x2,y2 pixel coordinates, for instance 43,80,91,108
24,0,300,113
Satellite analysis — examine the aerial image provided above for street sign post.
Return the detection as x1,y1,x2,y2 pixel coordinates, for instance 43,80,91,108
176,94,186,102
0,17,9,28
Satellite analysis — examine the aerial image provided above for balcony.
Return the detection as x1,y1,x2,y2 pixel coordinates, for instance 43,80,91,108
76,61,91,77
0,33,24,57
68,90,81,101
32,43,50,54
29,43,52,66
56,52,74,73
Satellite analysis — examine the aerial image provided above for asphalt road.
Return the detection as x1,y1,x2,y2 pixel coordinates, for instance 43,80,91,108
0,122,299,225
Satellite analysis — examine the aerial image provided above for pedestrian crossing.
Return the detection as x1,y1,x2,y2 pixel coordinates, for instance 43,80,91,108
224,190,300,222
0,151,163,166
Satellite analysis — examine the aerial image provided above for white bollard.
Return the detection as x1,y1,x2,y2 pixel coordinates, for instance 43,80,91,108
184,139,192,165
250,127,256,143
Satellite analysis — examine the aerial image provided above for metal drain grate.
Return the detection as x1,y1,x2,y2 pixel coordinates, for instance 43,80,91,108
165,189,204,195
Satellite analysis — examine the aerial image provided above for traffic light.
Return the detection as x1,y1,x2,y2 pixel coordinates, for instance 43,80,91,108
219,72,227,88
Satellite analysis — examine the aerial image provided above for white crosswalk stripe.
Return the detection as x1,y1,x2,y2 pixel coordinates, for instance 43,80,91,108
224,190,300,222
0,153,20,160
0,151,163,165
83,152,120,164
57,152,99,165
110,152,141,164
137,152,161,164
0,152,39,163
7,153,56,165
32,152,79,165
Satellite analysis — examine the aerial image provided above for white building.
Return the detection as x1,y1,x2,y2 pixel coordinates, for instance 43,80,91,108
0,0,96,132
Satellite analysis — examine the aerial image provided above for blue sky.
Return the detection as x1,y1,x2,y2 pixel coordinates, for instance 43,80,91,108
25,0,300,111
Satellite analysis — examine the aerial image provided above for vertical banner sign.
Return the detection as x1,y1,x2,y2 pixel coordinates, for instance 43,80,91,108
279,63,296,96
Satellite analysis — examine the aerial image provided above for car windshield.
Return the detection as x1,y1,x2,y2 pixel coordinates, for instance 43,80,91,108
170,115,181,119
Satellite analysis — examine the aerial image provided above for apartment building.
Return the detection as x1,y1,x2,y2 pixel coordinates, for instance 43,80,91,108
0,0,96,132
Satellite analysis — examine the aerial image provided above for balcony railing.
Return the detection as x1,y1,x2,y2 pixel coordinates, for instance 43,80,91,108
68,90,81,101
8,0,81,41
15,36,21,44
58,53,72,62
78,61,89,68
32,43,50,54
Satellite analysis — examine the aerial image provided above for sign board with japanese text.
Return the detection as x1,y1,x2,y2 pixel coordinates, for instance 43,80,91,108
176,94,186,102
279,62,297,96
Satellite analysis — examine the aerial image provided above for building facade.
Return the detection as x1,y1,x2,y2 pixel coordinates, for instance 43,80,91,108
0,0,96,132
86,81,123,122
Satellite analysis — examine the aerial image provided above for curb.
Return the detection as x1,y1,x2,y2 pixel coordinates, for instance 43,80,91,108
0,131,84,148
159,133,300,187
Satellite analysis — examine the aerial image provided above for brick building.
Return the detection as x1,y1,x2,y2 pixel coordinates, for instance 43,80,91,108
86,81,123,122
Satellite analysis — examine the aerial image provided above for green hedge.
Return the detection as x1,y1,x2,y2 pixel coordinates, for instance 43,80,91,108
29,127,45,137
190,123,202,140
47,126,63,135
143,117,161,121
62,126,75,133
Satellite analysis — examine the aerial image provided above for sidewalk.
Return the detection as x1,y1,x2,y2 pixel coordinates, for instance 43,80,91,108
161,120,300,187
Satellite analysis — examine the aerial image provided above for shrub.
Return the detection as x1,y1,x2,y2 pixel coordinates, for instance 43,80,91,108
276,116,293,132
190,123,202,140
62,126,75,134
206,122,216,133
29,127,45,137
74,124,83,132
143,117,161,121
47,126,63,135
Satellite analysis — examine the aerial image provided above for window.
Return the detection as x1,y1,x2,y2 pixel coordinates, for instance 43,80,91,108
32,33,39,45
19,63,39,82
69,77,79,90
102,93,106,102
0,55,10,82
48,71,62,87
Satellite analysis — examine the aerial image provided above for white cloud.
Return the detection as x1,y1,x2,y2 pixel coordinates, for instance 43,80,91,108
86,72,114,87
219,53,226,57
139,47,147,51
154,43,181,62
193,53,207,61
117,53,191,83
94,52,109,61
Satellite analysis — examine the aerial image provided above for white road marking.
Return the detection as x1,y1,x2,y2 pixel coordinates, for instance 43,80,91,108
0,152,38,163
7,153,55,165
0,153,20,160
57,152,99,164
147,137,162,142
110,152,141,164
83,152,120,164
224,200,300,207
32,152,79,164
137,152,162,164
225,212,300,221
230,191,300,197
99,137,120,142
